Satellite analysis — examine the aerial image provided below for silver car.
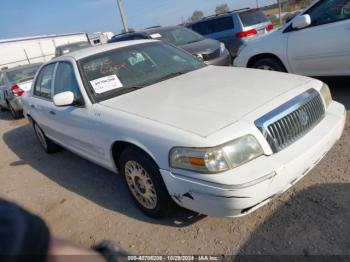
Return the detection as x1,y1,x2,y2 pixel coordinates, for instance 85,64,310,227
0,63,42,118
186,8,273,58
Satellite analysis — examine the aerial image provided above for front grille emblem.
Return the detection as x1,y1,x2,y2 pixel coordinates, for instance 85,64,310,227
298,110,309,127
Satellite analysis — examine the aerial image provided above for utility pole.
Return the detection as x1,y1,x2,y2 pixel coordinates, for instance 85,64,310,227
256,0,259,8
278,0,282,25
116,0,128,32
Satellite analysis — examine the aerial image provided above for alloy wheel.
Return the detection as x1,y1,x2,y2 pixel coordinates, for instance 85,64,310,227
124,160,158,210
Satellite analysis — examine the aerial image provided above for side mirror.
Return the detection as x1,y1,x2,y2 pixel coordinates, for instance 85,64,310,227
53,91,74,107
292,14,311,29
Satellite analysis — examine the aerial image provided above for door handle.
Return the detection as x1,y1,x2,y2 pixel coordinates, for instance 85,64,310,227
49,111,56,116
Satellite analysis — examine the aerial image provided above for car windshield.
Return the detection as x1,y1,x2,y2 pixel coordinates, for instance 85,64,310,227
149,27,204,46
6,64,41,84
79,42,206,102
239,10,269,27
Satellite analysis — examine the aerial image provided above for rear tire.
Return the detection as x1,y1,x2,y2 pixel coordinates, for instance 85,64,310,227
251,58,286,72
33,122,61,154
119,146,176,218
8,102,22,119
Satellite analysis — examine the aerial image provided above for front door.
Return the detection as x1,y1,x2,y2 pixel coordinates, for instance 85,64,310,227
287,0,350,76
48,62,103,161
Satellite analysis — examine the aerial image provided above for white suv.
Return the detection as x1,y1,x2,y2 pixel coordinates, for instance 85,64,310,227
234,0,350,76
23,40,345,218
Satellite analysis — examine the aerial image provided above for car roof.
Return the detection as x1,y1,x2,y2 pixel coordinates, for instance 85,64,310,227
144,25,183,34
188,8,252,24
57,41,91,48
112,31,144,37
51,40,158,61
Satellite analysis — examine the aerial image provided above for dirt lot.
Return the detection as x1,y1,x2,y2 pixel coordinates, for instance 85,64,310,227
0,77,349,256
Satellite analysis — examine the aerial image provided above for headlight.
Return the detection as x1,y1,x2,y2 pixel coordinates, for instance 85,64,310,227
320,83,332,108
220,43,226,54
169,135,264,174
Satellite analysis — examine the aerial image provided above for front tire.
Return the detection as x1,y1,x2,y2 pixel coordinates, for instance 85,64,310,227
119,146,175,218
251,58,286,72
33,122,60,154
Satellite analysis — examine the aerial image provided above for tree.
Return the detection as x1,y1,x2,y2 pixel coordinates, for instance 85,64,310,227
215,4,230,15
190,10,204,22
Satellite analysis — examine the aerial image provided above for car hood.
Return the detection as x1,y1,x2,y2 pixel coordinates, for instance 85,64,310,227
100,66,311,137
179,38,220,55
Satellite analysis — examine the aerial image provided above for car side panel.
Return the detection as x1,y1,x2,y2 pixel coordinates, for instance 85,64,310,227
287,19,350,76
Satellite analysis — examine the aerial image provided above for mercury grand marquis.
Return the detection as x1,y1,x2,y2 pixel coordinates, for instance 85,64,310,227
22,40,346,218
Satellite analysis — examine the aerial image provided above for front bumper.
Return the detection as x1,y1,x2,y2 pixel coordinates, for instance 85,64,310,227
233,54,249,67
205,49,231,66
160,102,346,217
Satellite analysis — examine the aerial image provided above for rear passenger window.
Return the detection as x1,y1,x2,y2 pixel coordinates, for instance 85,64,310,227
0,72,4,86
192,16,234,35
239,10,269,27
34,63,55,99
54,62,83,102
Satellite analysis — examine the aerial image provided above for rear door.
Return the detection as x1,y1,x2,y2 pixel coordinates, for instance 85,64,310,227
29,63,57,137
0,72,7,108
287,0,350,76
191,16,236,55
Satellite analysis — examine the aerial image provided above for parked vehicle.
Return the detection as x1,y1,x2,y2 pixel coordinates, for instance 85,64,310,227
0,63,42,118
23,40,345,218
109,26,231,66
55,41,92,57
186,8,273,58
234,0,350,76
108,31,151,42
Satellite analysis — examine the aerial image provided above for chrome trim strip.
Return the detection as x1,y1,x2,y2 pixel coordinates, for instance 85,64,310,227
255,89,325,153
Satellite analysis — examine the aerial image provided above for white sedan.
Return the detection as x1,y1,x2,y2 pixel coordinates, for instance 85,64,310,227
234,0,350,76
23,40,345,218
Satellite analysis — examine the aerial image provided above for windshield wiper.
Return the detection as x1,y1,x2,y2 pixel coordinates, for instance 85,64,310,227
156,70,192,83
114,85,145,95
186,39,202,44
121,85,145,91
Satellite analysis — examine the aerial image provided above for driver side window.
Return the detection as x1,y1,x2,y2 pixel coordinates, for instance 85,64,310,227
54,62,84,105
306,0,350,27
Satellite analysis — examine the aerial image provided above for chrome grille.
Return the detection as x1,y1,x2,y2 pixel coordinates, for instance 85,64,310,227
255,89,325,153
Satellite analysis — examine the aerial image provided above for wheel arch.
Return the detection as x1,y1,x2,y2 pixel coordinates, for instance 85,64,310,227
247,53,288,72
110,140,159,173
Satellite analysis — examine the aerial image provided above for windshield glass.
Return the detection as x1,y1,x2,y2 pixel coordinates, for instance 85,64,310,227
239,10,269,27
150,27,204,46
6,64,41,83
79,42,206,102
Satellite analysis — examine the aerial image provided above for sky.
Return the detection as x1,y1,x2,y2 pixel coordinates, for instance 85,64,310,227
0,0,277,39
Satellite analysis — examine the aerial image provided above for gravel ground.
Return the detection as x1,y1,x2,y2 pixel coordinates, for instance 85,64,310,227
0,77,349,256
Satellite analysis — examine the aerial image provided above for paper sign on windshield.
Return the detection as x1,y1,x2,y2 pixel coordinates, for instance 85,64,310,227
90,75,123,94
